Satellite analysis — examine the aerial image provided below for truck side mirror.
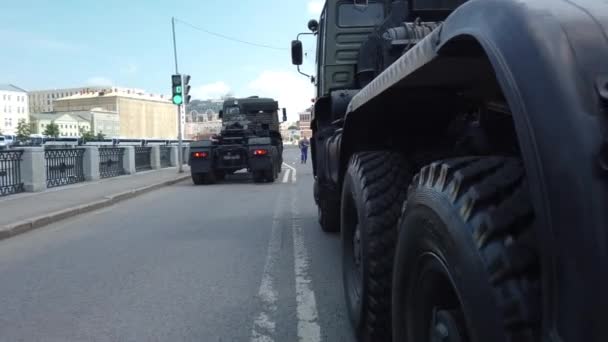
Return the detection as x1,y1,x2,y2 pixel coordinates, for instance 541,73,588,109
218,110,223,118
282,108,287,122
291,40,303,65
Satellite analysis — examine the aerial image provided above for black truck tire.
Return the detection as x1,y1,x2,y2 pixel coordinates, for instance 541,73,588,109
392,157,540,342
341,151,411,342
192,173,204,185
204,172,216,184
253,171,265,183
265,169,275,183
215,171,226,181
318,197,340,232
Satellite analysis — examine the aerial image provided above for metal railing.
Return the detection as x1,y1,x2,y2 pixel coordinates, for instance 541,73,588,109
0,150,24,196
160,146,171,168
99,147,125,178
135,146,152,172
45,148,85,188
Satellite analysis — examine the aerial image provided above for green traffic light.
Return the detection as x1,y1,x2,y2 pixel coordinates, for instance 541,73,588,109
173,95,183,105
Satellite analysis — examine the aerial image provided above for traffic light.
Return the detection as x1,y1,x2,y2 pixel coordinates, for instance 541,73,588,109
171,74,183,105
182,74,191,104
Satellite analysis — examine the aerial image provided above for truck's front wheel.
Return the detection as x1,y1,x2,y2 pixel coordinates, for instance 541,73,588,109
341,151,411,342
392,157,540,342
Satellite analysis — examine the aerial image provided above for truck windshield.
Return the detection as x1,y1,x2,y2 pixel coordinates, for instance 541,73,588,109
225,106,240,115
338,2,384,27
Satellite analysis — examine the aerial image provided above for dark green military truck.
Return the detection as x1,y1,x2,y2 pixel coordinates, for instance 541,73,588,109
188,96,286,184
292,0,608,341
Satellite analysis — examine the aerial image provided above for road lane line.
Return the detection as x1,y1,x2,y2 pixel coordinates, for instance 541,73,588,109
282,162,297,184
291,189,321,342
282,169,291,183
250,190,284,342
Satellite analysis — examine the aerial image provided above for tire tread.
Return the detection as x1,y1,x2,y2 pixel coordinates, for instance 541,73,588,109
410,157,540,341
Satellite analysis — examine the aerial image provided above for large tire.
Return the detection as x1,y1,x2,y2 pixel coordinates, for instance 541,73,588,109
341,151,411,342
204,172,216,184
191,173,204,185
318,196,340,232
392,157,540,342
215,171,226,181
252,171,265,183
265,169,275,183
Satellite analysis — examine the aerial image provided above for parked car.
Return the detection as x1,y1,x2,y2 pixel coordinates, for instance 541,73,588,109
0,136,7,150
4,134,15,147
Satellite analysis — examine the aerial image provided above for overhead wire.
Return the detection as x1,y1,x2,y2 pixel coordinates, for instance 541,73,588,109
174,17,288,51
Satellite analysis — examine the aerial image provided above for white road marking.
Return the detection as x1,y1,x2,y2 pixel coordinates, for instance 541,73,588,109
250,191,284,342
282,162,297,184
291,190,321,342
282,168,291,183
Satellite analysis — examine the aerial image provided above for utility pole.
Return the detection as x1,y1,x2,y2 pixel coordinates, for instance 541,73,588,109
172,16,183,173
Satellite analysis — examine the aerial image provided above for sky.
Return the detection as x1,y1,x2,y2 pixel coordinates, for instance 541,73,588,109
0,0,324,121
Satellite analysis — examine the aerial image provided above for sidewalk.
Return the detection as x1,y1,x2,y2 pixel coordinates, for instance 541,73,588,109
0,166,190,239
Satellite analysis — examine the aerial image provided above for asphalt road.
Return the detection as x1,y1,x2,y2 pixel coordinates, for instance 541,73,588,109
0,146,355,342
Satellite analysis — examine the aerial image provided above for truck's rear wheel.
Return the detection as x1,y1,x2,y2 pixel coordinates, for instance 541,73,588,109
341,151,411,342
265,169,275,183
215,171,225,181
253,171,265,183
392,157,540,342
192,173,204,185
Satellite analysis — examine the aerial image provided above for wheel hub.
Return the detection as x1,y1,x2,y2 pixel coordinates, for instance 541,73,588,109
429,309,466,342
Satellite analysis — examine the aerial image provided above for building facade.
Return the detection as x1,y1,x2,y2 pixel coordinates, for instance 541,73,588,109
299,107,312,139
28,86,148,113
0,84,29,135
30,113,91,137
53,90,176,139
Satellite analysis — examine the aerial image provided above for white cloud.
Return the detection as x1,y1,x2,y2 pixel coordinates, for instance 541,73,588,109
248,70,314,121
85,76,113,86
192,81,232,100
307,0,324,15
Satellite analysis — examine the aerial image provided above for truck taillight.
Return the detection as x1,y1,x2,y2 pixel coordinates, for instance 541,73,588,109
253,149,268,156
192,151,208,158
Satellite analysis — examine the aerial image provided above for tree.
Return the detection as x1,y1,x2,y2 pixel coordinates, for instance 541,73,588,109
43,122,60,138
79,126,95,141
16,119,31,141
96,131,106,140
288,125,298,130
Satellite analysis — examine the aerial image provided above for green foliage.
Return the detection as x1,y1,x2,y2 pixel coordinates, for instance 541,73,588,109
288,125,298,130
16,119,31,141
79,126,95,141
96,131,106,140
43,122,60,138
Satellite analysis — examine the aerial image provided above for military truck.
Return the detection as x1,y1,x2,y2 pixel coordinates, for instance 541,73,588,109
291,1,607,341
189,96,286,184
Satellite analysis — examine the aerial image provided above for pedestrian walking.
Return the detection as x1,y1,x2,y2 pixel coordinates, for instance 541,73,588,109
299,137,310,164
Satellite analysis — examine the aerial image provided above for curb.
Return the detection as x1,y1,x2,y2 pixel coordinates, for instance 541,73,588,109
0,175,190,241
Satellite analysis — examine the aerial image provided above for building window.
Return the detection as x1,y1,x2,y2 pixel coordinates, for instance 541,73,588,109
47,100,50,105
2,95,5,100
7,95,11,101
